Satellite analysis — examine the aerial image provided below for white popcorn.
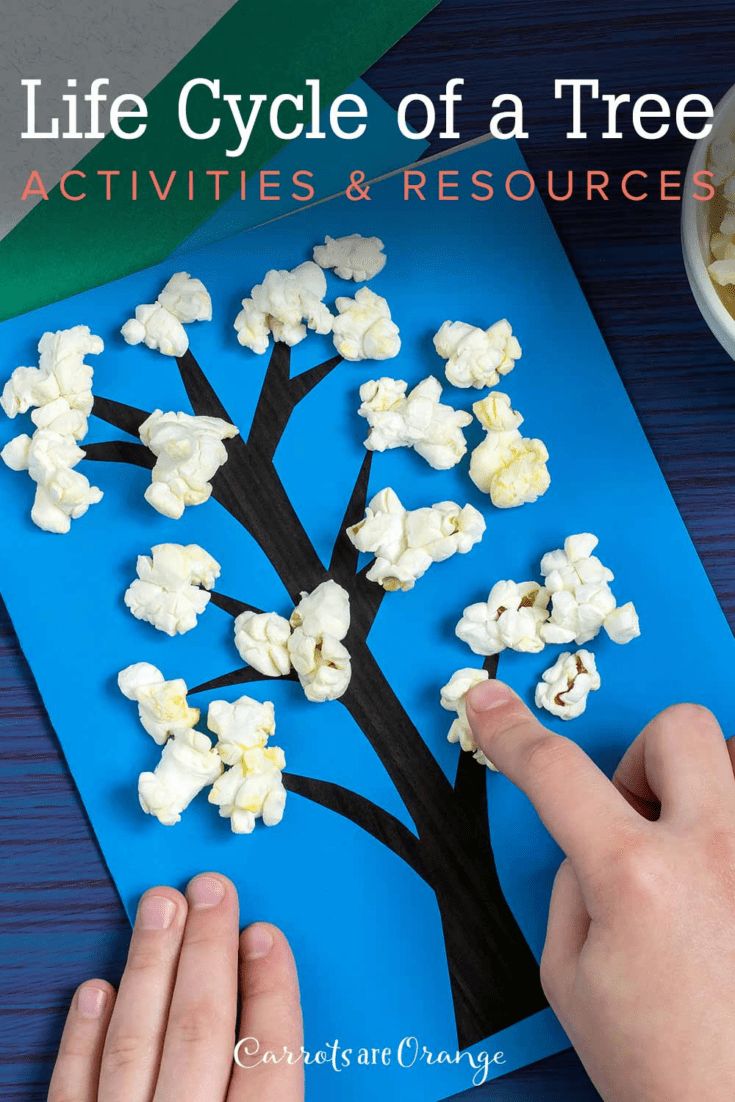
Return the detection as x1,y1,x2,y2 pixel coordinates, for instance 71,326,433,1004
469,392,550,509
207,696,276,766
440,667,496,769
1,326,103,440
124,543,221,636
139,409,239,519
121,272,212,357
234,611,292,677
708,139,735,187
433,319,521,389
234,261,333,354
535,650,601,721
332,287,401,361
358,375,472,470
539,533,640,646
1,429,103,534
710,232,735,262
456,580,550,657
707,258,735,287
287,580,352,702
117,661,200,745
139,728,222,826
209,745,286,834
313,233,386,282
347,487,485,591
290,579,350,640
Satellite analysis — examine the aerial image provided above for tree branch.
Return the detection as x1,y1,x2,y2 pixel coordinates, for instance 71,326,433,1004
289,354,342,404
284,773,428,883
83,440,154,469
329,450,372,583
246,342,292,461
209,592,263,618
452,653,500,850
177,349,234,422
93,396,151,437
189,666,299,695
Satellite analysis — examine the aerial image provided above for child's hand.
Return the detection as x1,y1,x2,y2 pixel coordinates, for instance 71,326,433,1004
48,873,303,1102
467,680,735,1102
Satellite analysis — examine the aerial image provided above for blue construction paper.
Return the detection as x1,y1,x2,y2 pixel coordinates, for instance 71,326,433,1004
1,139,733,1100
174,80,428,253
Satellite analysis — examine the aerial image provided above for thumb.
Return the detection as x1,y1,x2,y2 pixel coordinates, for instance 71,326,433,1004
465,679,636,875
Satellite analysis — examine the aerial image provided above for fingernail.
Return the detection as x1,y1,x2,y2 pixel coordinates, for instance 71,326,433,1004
467,679,515,713
243,923,273,960
77,985,108,1019
188,875,226,909
138,894,176,930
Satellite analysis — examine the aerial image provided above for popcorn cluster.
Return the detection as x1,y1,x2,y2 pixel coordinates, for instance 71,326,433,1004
234,579,352,703
332,288,401,361
124,543,221,636
139,410,239,519
456,580,550,657
313,233,386,282
121,272,212,357
358,375,472,470
707,139,735,288
347,487,485,592
0,327,104,533
535,650,601,720
234,261,333,354
440,667,496,769
118,662,286,832
433,319,521,389
469,392,550,509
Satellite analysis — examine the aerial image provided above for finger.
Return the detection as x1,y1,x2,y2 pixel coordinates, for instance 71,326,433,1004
229,924,303,1102
466,679,640,879
48,980,116,1102
154,874,240,1102
540,860,590,1007
98,887,187,1102
613,704,730,822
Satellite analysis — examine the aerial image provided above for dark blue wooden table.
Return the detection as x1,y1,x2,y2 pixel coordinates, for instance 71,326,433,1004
2,2,734,1097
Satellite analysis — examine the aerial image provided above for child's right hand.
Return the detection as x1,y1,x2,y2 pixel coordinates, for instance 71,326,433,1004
467,680,735,1102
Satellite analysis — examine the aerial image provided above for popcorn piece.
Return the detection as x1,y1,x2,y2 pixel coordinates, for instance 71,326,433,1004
358,375,472,470
288,580,352,702
469,392,550,509
209,746,286,834
433,319,521,389
207,696,276,765
1,428,103,533
1,326,103,439
139,728,222,826
124,543,221,636
118,661,200,745
121,272,212,357
234,261,333,354
234,611,292,677
313,233,386,282
440,667,496,769
535,650,601,721
456,580,550,656
347,487,485,591
708,138,735,186
332,287,400,361
139,410,239,519
539,533,640,646
707,258,735,287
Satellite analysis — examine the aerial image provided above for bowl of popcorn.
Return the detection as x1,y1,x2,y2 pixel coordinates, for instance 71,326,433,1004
683,82,735,358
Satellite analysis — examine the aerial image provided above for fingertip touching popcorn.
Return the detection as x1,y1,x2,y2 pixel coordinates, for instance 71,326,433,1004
234,261,333,354
139,410,239,519
209,745,287,834
332,287,401,361
433,318,521,389
456,580,550,656
207,696,276,765
118,661,200,745
288,580,352,702
346,487,485,591
440,667,496,769
234,610,292,677
121,272,212,357
313,233,386,282
124,543,221,636
539,533,640,646
358,375,472,470
139,728,222,826
469,392,550,509
1,429,103,534
535,649,601,720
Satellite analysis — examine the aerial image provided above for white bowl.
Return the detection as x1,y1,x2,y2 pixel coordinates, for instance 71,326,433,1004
682,82,735,359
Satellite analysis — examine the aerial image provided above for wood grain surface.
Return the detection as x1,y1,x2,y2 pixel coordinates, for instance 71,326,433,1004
2,1,734,1097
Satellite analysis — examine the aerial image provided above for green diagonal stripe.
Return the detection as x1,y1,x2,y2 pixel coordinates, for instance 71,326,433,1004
1,0,437,322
